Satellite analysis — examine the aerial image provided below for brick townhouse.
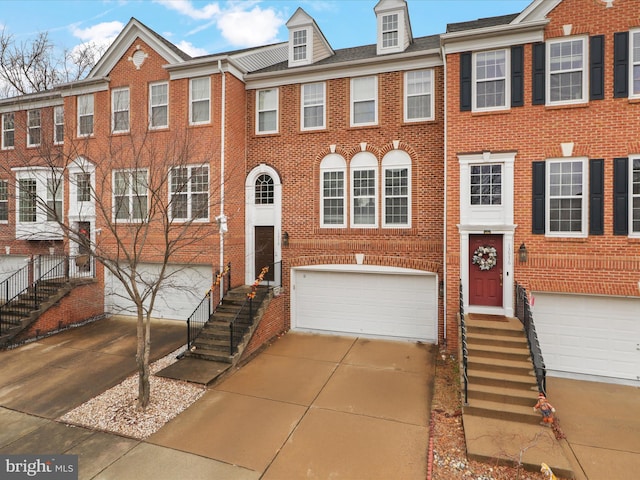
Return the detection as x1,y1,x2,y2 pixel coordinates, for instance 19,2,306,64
0,0,638,385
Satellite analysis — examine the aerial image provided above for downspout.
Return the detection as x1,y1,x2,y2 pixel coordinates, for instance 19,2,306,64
440,43,448,348
218,59,226,301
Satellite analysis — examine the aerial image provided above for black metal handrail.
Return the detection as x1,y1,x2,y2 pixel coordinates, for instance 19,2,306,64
186,262,231,349
229,285,270,356
459,279,469,406
515,282,547,396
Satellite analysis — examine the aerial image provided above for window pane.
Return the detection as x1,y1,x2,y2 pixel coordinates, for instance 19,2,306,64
76,173,91,202
470,164,502,205
19,179,37,222
255,174,274,204
354,100,375,124
323,171,344,225
258,110,277,132
0,180,8,221
548,161,583,233
353,169,375,225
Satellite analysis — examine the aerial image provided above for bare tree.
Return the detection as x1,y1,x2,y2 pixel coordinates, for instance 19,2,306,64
0,28,102,97
3,122,234,409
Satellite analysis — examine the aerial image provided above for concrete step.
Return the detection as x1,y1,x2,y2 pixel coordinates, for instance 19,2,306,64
468,357,533,376
468,383,538,407
468,344,531,362
188,348,235,364
468,368,538,391
466,317,524,337
467,331,529,349
464,398,541,425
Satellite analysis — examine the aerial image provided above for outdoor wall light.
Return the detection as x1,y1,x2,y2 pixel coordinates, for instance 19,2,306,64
283,231,289,247
518,243,528,263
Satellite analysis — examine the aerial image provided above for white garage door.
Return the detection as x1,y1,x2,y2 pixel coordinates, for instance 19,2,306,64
105,263,212,320
533,293,640,382
292,266,437,342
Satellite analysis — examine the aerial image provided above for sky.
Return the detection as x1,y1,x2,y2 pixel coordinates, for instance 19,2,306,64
0,0,532,58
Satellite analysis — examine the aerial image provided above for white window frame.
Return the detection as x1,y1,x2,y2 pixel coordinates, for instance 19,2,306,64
382,151,411,228
13,167,64,240
0,179,8,223
112,87,130,133
301,82,326,131
189,77,211,125
77,94,94,137
169,165,210,222
470,163,503,206
27,109,41,147
630,155,640,237
404,69,434,122
320,154,346,228
473,49,510,112
631,29,640,99
350,152,378,228
2,112,14,150
381,13,399,49
350,76,378,127
149,82,169,129
54,106,64,144
292,29,308,63
256,88,279,134
113,169,148,222
546,36,588,106
545,157,588,238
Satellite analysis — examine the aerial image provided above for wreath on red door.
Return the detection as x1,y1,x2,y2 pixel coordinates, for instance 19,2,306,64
472,246,498,271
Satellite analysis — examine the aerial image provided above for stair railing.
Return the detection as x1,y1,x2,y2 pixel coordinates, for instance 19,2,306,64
459,279,469,406
515,282,547,396
229,283,270,356
186,263,231,350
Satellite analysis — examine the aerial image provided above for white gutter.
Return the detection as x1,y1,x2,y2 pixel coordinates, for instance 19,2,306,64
440,43,448,347
218,59,226,300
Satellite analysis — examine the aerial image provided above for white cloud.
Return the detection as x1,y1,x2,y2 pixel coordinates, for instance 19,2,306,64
71,20,124,48
217,5,284,47
175,40,209,57
153,0,221,20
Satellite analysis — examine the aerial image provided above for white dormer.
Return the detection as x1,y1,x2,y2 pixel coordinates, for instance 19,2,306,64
286,8,334,68
374,0,413,55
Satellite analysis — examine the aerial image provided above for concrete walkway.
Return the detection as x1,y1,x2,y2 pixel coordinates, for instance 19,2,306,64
0,321,435,479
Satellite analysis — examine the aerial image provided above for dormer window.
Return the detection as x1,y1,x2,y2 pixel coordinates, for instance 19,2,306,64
293,30,307,62
382,14,399,48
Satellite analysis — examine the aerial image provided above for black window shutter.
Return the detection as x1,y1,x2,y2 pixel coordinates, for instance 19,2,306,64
613,32,629,98
460,52,472,111
589,159,604,235
590,36,605,101
532,161,546,234
511,45,524,107
532,43,546,105
613,157,629,235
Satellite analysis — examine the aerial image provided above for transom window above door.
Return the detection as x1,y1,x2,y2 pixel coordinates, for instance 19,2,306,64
470,164,502,205
255,174,274,204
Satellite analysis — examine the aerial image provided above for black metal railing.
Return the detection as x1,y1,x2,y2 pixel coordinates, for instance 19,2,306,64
459,279,469,405
186,263,231,349
229,285,270,356
515,282,547,396
0,255,77,334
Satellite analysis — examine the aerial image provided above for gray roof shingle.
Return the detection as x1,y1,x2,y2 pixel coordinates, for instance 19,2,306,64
446,13,519,34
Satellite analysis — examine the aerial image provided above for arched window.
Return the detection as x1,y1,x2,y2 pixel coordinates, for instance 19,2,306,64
382,150,411,228
255,174,274,204
320,154,346,227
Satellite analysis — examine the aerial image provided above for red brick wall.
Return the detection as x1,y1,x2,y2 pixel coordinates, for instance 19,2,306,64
445,0,640,350
242,293,286,358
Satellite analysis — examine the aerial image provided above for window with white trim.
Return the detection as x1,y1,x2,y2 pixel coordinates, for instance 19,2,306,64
170,165,209,221
0,180,7,222
27,110,41,147
54,106,64,144
302,82,325,130
256,88,278,134
470,164,502,205
18,178,37,223
405,70,433,121
78,94,94,136
631,157,640,234
546,158,588,236
2,113,14,149
474,50,508,110
632,30,640,98
112,88,130,133
150,82,168,129
255,174,274,204
46,177,62,221
113,169,148,221
382,14,399,48
190,77,210,125
351,76,377,126
382,151,411,228
351,153,377,227
76,173,91,202
320,154,346,227
547,37,587,104
293,29,307,62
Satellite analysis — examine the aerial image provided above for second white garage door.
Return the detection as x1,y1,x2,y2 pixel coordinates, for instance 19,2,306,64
292,266,437,342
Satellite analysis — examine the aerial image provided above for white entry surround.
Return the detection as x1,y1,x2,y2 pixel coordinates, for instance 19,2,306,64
458,151,516,317
291,264,438,342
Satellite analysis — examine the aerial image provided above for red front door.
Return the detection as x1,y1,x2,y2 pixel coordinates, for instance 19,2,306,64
468,234,503,307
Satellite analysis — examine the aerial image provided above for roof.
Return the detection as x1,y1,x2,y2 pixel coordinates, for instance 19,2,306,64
446,13,519,33
250,34,440,75
134,17,191,61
